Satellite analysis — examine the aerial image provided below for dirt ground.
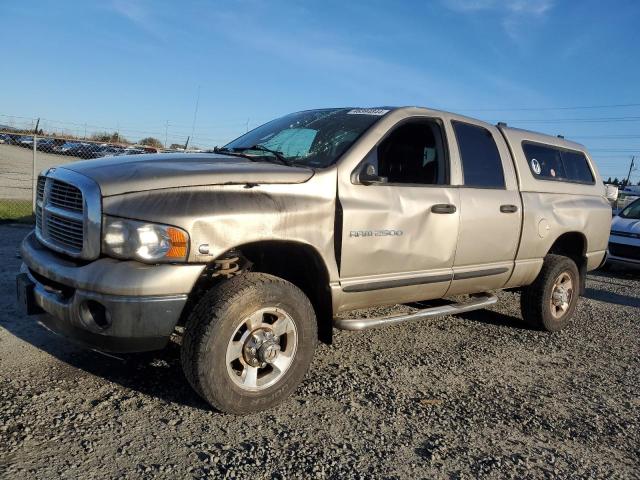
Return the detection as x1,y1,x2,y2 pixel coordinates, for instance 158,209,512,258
1,224,638,479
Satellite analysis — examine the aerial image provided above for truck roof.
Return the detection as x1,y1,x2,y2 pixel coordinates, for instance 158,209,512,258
389,106,589,153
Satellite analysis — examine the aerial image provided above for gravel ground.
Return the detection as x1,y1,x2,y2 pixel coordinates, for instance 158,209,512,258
1,224,638,479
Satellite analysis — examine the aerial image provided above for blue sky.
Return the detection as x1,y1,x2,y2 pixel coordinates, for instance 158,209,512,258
1,0,639,180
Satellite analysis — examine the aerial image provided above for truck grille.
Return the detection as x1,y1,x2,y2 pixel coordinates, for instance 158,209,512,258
36,177,84,254
47,212,84,251
609,242,640,261
35,169,101,259
35,177,45,230
48,179,83,212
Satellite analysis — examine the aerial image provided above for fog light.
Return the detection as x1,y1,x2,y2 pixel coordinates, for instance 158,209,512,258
84,300,111,329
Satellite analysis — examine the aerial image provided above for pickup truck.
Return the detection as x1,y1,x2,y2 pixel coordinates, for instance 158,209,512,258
17,107,611,414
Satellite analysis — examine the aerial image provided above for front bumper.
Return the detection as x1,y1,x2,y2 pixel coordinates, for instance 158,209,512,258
18,231,205,353
607,236,640,267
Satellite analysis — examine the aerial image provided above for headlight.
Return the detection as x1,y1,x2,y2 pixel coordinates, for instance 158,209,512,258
102,216,189,262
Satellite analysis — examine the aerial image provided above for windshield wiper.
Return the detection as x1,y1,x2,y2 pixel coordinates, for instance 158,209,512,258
213,146,259,161
237,144,293,166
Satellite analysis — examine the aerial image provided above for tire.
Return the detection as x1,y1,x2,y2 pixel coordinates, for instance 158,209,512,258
181,272,317,414
520,254,580,332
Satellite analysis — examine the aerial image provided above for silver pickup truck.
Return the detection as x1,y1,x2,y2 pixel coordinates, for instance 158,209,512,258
17,107,611,413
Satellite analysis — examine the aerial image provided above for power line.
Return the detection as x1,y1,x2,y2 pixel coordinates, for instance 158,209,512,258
458,102,640,112
495,116,640,124
570,135,640,139
590,149,640,152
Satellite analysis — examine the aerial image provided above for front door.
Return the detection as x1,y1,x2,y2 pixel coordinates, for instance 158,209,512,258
337,118,460,308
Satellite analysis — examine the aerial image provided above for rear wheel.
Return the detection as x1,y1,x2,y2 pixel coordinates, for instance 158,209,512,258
181,273,317,414
520,254,580,332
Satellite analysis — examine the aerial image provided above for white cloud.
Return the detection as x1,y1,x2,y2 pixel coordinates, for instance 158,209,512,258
442,0,553,15
108,0,167,41
441,0,554,41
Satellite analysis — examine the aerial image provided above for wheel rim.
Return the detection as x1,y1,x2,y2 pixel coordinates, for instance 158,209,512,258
225,307,298,392
550,271,574,319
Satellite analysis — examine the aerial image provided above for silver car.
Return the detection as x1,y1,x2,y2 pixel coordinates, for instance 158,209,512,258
608,198,640,267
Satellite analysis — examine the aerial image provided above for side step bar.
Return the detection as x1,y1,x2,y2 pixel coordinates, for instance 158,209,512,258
333,293,498,331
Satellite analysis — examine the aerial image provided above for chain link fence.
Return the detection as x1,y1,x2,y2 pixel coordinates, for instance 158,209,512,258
0,131,168,223
0,113,260,223
2,115,635,223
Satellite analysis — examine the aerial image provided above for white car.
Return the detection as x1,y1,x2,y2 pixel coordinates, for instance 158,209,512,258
608,197,640,267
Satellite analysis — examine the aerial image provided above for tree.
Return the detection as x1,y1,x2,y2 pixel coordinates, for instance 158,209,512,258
613,177,620,186
169,143,184,150
91,131,128,144
606,177,612,184
139,137,164,149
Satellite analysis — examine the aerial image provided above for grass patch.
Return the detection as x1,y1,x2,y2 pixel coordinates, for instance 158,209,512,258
0,200,34,224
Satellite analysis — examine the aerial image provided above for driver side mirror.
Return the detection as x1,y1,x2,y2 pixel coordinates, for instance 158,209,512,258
357,162,388,185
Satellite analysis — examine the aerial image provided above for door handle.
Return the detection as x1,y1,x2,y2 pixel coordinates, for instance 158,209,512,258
500,204,518,213
431,204,457,214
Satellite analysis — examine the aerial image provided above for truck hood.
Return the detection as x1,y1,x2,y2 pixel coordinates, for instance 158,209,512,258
61,153,315,196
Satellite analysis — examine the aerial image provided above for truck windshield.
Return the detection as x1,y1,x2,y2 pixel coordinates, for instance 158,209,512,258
620,198,640,219
223,108,390,168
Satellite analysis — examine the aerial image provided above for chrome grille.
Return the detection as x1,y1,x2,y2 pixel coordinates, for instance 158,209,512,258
49,180,83,212
47,212,84,251
36,176,46,201
35,204,42,230
35,169,101,259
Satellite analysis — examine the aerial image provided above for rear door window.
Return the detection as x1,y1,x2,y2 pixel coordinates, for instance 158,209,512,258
522,142,594,184
452,121,505,188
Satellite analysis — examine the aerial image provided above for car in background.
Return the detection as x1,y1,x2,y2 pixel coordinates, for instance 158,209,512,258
122,147,146,155
127,144,159,154
36,138,66,153
607,197,640,268
97,146,126,157
55,142,101,158
53,141,81,155
16,135,34,148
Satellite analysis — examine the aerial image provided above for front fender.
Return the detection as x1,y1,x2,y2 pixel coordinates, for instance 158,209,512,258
102,170,339,281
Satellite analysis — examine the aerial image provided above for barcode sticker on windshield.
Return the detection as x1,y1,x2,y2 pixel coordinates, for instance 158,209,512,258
347,108,390,116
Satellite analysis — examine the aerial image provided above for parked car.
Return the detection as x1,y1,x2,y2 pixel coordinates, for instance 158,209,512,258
54,141,80,155
17,106,611,414
607,197,640,268
97,146,126,157
16,135,34,148
122,147,147,155
54,142,99,158
131,144,159,154
36,138,66,153
0,133,19,145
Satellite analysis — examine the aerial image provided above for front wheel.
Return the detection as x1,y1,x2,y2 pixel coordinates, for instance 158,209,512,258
181,273,317,414
520,254,580,332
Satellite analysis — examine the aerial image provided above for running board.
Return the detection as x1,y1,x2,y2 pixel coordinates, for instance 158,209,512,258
333,293,498,331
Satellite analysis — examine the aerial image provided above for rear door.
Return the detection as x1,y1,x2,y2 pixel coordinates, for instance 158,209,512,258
446,119,522,295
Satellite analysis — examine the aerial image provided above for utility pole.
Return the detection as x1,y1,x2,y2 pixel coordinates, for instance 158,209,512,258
190,86,201,148
624,156,635,188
